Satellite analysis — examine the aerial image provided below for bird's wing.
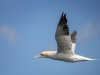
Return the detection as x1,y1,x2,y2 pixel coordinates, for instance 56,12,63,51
71,30,77,52
55,13,75,55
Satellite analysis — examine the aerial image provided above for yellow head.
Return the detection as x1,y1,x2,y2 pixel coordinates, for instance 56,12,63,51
34,51,51,59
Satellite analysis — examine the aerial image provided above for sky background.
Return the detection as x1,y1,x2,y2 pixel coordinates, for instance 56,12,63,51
0,0,100,75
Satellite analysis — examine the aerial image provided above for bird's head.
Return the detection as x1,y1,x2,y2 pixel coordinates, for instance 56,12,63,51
33,51,51,59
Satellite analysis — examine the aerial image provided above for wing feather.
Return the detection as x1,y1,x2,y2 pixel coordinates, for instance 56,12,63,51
55,13,74,55
71,30,77,43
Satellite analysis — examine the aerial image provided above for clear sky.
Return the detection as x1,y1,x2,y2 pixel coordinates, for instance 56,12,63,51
0,0,100,75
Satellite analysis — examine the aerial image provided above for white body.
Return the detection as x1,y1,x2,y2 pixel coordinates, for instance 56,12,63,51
48,51,95,62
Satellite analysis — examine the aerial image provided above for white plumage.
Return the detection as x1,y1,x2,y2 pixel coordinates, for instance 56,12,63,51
34,12,97,62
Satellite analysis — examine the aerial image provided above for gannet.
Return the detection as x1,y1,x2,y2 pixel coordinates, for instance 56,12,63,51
34,12,97,62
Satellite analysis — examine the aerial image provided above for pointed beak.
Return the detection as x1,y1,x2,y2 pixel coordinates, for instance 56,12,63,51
33,55,42,59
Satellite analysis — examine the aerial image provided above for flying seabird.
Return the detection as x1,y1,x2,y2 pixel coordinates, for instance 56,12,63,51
34,12,97,62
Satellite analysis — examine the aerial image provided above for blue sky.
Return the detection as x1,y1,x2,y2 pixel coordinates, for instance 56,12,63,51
0,0,100,75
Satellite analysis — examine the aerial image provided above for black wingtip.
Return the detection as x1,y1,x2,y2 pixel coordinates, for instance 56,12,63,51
61,12,64,17
62,12,64,14
57,12,69,35
61,12,66,17
59,12,67,24
64,13,66,17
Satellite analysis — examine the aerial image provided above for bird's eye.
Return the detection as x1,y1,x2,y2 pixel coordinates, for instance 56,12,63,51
41,54,44,56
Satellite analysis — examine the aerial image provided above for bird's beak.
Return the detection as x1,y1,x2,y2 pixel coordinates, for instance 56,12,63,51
33,55,42,59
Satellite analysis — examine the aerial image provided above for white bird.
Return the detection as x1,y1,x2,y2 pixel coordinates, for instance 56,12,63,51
34,12,97,62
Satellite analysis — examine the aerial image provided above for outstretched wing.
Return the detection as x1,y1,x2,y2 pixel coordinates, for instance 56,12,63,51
71,30,77,43
55,13,74,55
71,30,77,52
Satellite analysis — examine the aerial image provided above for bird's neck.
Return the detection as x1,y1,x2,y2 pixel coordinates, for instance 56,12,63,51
46,51,57,59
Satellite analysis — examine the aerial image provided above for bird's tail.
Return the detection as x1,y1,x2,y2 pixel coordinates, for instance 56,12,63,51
89,58,99,60
81,56,99,61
